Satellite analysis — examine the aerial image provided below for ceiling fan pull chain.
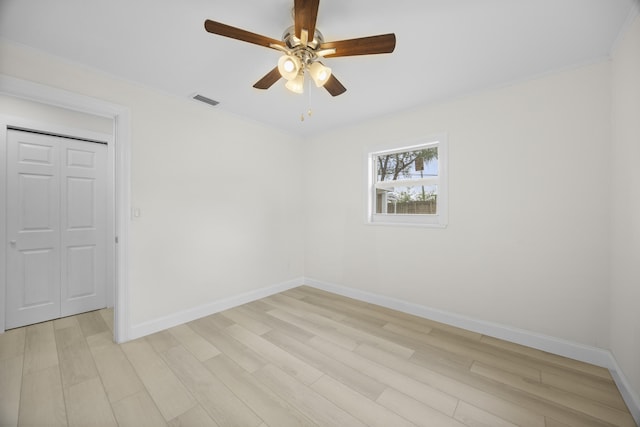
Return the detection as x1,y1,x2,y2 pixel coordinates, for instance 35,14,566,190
307,77,313,117
300,77,311,122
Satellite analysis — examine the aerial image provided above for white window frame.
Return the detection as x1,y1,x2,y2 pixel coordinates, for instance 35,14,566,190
366,135,448,228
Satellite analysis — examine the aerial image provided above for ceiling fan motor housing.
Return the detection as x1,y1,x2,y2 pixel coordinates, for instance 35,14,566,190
283,26,324,51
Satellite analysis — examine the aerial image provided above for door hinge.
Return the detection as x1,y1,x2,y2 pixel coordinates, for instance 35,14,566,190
115,236,119,244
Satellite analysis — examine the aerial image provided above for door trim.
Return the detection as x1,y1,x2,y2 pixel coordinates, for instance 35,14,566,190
0,75,131,343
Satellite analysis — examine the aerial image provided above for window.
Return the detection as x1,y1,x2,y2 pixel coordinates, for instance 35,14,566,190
367,137,448,227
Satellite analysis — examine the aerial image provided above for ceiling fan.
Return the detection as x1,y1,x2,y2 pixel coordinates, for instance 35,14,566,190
204,0,396,97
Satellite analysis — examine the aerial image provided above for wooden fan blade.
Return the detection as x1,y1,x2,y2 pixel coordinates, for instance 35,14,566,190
253,67,282,90
319,33,396,58
324,74,347,97
204,20,285,50
294,0,320,40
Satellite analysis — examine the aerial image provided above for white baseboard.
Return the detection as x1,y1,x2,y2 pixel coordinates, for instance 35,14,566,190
610,356,640,425
303,278,612,365
127,277,303,340
124,275,639,426
304,277,640,425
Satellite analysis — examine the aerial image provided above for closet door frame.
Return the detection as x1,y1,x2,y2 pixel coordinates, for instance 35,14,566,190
0,75,131,343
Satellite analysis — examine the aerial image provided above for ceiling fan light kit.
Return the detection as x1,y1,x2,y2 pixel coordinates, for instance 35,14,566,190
277,54,301,81
285,74,305,94
308,61,331,87
204,0,396,97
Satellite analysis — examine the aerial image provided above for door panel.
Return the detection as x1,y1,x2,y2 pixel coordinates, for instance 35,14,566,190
21,248,58,306
67,177,95,228
60,138,107,317
67,245,96,299
6,131,61,329
6,130,108,329
18,141,55,164
19,174,56,230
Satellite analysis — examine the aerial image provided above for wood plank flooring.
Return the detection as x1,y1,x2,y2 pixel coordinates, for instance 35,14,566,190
0,286,636,427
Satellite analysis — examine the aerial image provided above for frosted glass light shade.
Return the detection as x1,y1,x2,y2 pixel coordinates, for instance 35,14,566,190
309,61,332,87
277,55,301,81
285,73,305,94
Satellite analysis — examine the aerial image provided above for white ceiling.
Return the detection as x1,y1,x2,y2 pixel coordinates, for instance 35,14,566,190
0,0,636,136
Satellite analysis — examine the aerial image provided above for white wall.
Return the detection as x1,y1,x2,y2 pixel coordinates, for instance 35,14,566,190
305,61,613,348
611,13,640,401
0,40,305,328
0,94,113,134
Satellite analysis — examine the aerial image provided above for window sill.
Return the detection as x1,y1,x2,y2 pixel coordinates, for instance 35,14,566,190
367,214,448,228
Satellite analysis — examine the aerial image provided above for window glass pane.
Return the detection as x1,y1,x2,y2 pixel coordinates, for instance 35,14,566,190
368,137,447,226
375,185,438,214
376,147,438,183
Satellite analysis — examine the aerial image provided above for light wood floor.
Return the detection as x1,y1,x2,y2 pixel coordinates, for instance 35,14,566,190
0,286,636,427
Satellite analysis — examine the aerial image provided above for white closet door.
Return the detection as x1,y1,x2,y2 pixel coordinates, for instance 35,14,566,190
5,130,107,329
60,137,107,317
6,130,62,329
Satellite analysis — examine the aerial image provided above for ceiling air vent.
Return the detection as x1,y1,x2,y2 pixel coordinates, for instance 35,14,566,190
192,94,220,107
